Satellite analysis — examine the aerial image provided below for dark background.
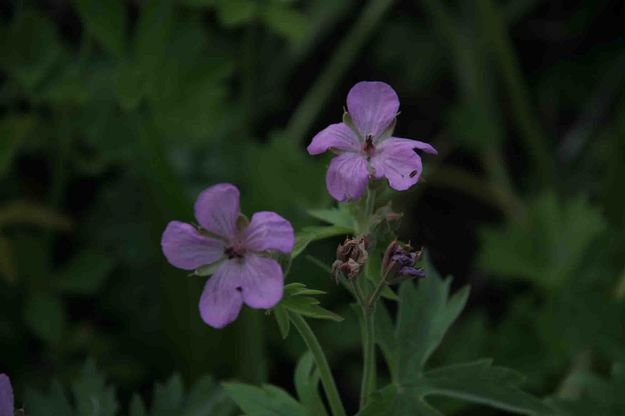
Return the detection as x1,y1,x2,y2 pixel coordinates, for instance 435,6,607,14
1,0,624,414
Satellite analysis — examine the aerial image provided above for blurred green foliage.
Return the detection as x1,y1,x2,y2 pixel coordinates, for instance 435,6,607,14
1,0,624,414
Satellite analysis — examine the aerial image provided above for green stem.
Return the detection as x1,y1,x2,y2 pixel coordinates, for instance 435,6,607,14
427,165,524,219
284,0,395,143
351,278,366,305
614,266,625,300
289,312,347,416
366,278,387,311
476,0,554,186
356,187,377,235
359,307,376,408
365,187,377,218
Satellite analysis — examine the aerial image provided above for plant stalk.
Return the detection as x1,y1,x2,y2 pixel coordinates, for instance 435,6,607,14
358,186,378,408
285,0,395,143
359,306,376,408
289,312,347,416
366,278,387,312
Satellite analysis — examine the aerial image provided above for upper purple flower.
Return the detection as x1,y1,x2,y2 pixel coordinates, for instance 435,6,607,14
307,81,437,201
161,184,295,328
0,374,13,416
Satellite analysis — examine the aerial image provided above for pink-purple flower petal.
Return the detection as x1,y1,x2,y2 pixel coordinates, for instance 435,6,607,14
371,144,424,191
238,254,284,309
194,183,240,241
199,260,244,328
326,152,369,201
346,81,399,139
0,374,13,416
307,123,361,155
244,211,295,254
382,137,438,154
161,221,225,270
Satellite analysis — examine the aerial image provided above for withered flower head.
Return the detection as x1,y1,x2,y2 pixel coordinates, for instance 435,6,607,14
331,236,368,280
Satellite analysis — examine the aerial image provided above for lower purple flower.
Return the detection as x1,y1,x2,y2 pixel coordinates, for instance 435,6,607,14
307,81,437,201
0,374,13,416
161,184,295,328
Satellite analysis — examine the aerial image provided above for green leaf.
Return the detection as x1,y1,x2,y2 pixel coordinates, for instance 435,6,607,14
274,304,291,339
418,360,551,414
0,200,72,230
130,374,233,416
56,250,114,295
360,360,551,416
396,256,470,380
71,360,118,416
281,295,343,322
260,3,310,44
38,59,92,105
0,114,36,177
278,283,342,322
243,137,327,224
180,0,217,7
363,259,548,415
380,286,399,301
133,0,175,95
284,283,326,297
217,0,258,26
357,385,443,416
144,16,234,140
134,0,174,62
25,381,74,416
223,382,307,416
23,293,66,346
307,205,357,230
480,193,606,289
74,0,127,57
24,365,232,416
0,235,16,284
183,375,235,416
374,301,397,379
294,353,327,416
1,9,63,90
151,374,185,415
114,61,144,111
129,395,148,416
544,363,625,416
293,225,352,258
448,99,502,150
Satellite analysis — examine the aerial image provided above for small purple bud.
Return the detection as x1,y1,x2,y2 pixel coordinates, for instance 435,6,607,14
398,266,426,278
382,240,424,284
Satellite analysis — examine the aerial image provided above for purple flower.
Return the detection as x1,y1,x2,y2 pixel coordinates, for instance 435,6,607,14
161,184,295,329
307,81,437,201
0,374,13,416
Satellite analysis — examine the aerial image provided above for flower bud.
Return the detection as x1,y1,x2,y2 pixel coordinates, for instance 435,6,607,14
382,240,424,284
331,236,368,280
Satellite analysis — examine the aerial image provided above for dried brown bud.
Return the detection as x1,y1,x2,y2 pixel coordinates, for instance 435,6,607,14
331,236,368,280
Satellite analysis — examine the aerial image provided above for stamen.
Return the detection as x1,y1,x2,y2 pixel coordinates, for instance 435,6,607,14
363,135,375,158
225,246,245,259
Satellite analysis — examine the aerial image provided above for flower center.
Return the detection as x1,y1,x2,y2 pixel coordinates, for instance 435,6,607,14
225,244,246,259
363,135,375,159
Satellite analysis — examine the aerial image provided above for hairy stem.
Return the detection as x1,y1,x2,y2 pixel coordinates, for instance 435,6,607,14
289,312,347,416
359,306,376,408
366,277,388,312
